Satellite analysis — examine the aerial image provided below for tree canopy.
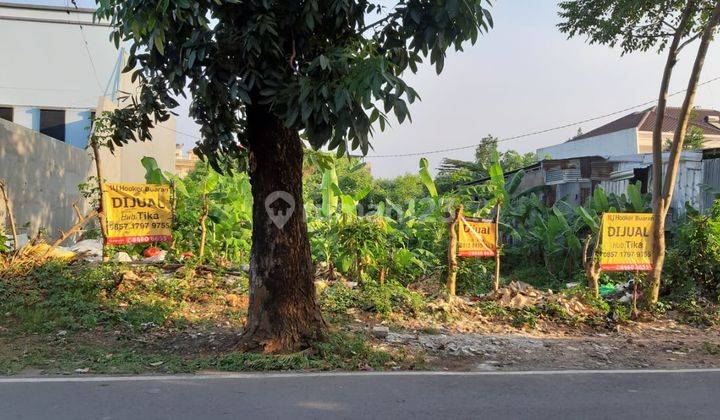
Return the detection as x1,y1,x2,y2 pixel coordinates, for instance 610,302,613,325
96,0,494,168
558,0,717,54
436,135,536,192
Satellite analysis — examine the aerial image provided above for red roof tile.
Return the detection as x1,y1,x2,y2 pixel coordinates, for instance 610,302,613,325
569,107,720,142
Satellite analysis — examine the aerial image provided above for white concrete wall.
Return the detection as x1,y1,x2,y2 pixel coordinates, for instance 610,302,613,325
0,118,94,238
0,5,117,110
537,128,638,159
0,4,117,149
0,3,176,182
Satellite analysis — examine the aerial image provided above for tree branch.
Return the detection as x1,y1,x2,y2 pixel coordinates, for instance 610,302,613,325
677,31,703,52
361,2,402,33
662,20,678,31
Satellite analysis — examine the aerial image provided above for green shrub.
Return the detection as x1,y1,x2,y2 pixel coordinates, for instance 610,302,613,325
0,262,119,332
358,280,425,316
319,283,361,314
664,202,720,301
319,280,425,317
456,259,494,296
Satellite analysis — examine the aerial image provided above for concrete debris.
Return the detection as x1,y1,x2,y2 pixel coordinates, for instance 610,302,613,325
70,239,103,262
114,252,133,263
372,326,390,339
484,281,594,317
388,332,544,358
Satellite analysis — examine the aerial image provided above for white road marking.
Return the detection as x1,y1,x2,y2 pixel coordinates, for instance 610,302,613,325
0,368,719,383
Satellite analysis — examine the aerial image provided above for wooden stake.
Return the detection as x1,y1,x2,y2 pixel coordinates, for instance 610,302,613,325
631,273,639,320
0,181,19,251
199,195,209,258
446,204,462,296
583,221,603,297
493,203,501,294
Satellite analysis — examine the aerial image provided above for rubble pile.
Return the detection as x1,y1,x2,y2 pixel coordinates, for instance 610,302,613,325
483,281,595,317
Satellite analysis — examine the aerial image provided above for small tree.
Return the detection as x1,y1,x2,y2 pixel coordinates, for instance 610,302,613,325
437,135,536,192
559,0,720,304
95,0,495,352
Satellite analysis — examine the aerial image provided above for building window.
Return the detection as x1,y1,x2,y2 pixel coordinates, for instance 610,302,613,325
0,107,12,122
40,109,65,142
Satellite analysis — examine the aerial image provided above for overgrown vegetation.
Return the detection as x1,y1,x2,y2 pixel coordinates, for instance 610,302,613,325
663,202,720,311
3,146,720,374
0,261,420,374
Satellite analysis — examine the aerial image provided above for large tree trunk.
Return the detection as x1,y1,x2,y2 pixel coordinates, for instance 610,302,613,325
648,0,698,304
240,104,326,353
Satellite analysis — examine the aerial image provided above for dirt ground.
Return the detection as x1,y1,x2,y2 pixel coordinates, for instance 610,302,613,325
2,312,719,375
380,320,720,371
133,313,720,372
2,264,719,374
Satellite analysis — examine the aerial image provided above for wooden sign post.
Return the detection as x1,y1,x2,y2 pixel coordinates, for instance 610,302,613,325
600,213,654,318
447,204,500,296
446,205,462,297
493,204,501,293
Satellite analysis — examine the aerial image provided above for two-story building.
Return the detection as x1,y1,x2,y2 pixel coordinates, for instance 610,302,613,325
0,2,177,238
538,106,720,160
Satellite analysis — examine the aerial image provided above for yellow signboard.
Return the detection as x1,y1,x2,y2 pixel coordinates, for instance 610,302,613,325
102,183,173,245
457,216,497,257
600,213,653,271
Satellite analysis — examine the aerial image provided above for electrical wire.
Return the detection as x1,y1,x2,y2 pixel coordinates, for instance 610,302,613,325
21,7,720,157
66,0,104,93
364,75,720,158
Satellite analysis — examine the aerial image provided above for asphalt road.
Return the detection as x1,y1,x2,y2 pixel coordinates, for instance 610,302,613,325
0,369,719,419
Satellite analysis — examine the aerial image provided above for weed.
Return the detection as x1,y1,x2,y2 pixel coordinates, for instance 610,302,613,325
0,261,248,334
475,301,509,317
319,283,360,314
511,307,539,328
0,331,405,375
358,280,425,317
675,299,720,327
313,332,393,370
320,280,425,318
702,341,720,356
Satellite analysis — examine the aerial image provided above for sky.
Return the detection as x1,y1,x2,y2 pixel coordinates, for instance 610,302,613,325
15,0,720,178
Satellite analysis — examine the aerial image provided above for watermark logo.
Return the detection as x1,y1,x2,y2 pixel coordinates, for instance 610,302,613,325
265,191,295,229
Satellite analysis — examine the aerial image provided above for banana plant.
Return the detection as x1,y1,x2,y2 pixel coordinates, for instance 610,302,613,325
418,158,438,199
320,164,339,218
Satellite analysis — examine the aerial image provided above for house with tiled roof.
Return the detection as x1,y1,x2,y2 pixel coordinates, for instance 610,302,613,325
538,107,720,159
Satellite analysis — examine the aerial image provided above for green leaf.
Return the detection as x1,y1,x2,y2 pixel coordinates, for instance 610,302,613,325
188,50,197,69
506,170,525,196
321,167,339,217
141,156,169,184
577,206,599,232
418,158,438,198
318,55,330,70
154,32,165,55
340,195,356,216
446,0,459,18
203,170,220,193
627,182,645,212
353,185,372,202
